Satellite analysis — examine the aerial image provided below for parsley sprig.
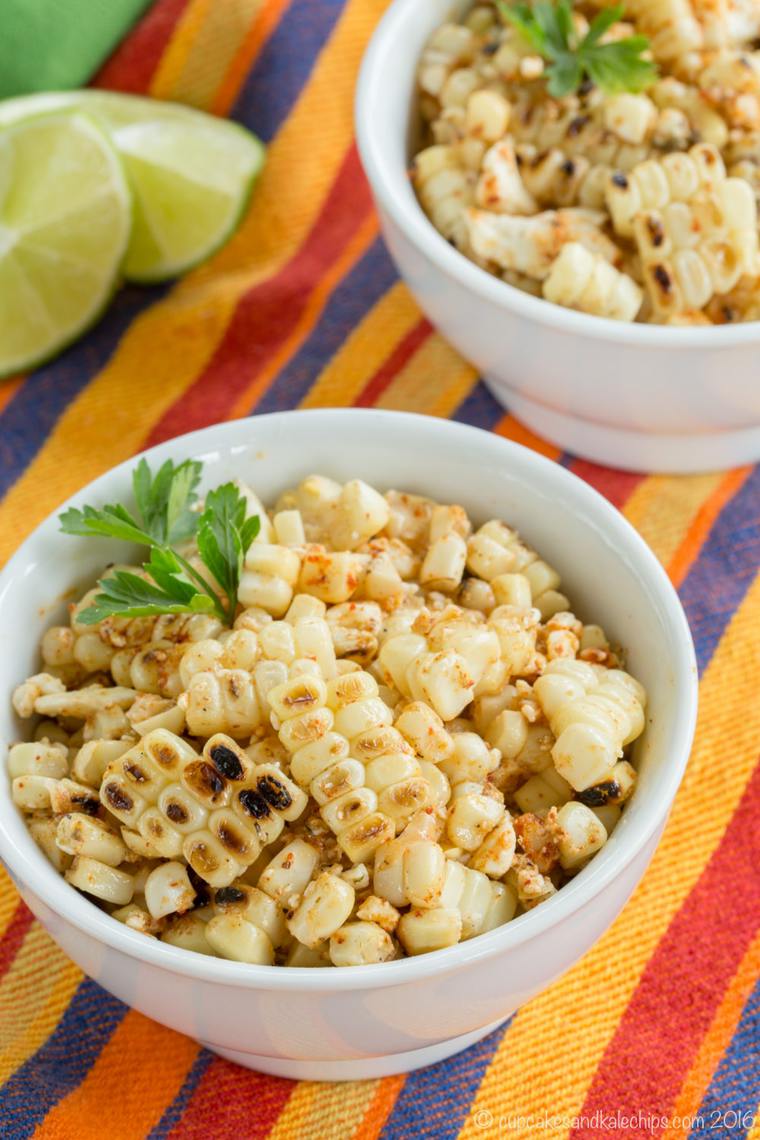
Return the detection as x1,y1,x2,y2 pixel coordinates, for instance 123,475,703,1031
497,0,656,98
60,459,260,626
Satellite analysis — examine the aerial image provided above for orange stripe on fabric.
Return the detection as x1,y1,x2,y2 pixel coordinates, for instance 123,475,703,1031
494,413,562,459
0,376,23,415
212,0,292,116
0,0,385,568
150,0,264,111
667,466,752,587
458,573,760,1140
664,928,760,1137
33,1012,199,1140
351,1076,406,1140
225,212,379,420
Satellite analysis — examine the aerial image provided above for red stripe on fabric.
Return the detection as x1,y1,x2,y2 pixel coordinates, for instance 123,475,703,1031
0,903,34,984
93,0,191,93
354,319,433,407
570,757,760,1139
145,144,372,446
569,460,645,509
168,1057,293,1139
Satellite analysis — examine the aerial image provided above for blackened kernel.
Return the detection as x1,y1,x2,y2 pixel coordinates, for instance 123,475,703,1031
257,775,293,812
611,171,629,188
653,264,672,292
165,801,188,824
209,743,244,781
567,115,590,137
577,781,621,807
238,788,272,819
104,783,133,813
215,886,245,905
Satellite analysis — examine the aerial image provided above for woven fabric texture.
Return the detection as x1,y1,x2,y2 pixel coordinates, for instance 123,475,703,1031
0,2,758,1137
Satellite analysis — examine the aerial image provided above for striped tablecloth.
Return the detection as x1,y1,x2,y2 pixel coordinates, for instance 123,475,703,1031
1,2,758,1137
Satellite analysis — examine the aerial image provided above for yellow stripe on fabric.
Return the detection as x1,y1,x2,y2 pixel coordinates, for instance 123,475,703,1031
267,1079,380,1140
459,572,760,1140
0,0,389,569
150,0,263,110
300,283,423,408
0,925,81,1086
0,868,21,936
374,335,477,416
664,929,760,1137
622,473,724,570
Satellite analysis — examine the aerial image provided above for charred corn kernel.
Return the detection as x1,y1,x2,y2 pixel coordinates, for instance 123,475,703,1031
273,509,306,546
395,701,455,762
513,767,573,813
543,243,643,322
475,138,537,215
356,894,401,933
30,818,72,872
488,604,540,677
373,812,445,907
412,144,474,248
577,759,637,807
212,883,289,948
466,206,620,279
8,741,68,779
329,921,395,966
12,774,57,812
397,907,462,955
180,668,265,739
298,548,365,605
466,89,510,142
206,913,274,964
447,782,505,851
603,93,657,145
162,913,214,955
66,856,134,905
112,903,156,936
56,813,127,866
469,814,517,877
288,871,355,949
257,840,320,908
238,544,301,617
12,672,66,718
556,801,608,869
144,861,195,918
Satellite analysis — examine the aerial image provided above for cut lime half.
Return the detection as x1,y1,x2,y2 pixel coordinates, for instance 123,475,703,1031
0,92,266,283
0,111,131,378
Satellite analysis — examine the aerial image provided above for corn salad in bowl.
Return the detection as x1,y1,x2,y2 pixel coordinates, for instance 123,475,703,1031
413,0,760,324
8,458,646,969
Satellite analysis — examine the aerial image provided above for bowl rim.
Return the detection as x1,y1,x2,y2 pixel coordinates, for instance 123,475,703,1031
0,410,698,992
354,0,760,348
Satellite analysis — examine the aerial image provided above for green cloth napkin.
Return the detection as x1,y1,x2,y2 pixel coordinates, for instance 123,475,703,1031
0,0,154,98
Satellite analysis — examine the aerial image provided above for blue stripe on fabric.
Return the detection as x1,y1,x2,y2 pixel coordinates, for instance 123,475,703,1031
230,0,346,142
0,284,168,501
0,977,127,1139
452,380,504,430
148,1049,214,1139
252,237,397,414
678,464,760,675
379,1019,511,1140
689,978,760,1139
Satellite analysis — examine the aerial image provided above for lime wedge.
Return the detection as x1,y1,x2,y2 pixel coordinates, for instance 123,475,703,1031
0,111,131,377
0,92,265,283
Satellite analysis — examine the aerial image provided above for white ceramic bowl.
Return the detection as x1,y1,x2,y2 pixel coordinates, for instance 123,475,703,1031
355,0,760,474
0,410,697,1080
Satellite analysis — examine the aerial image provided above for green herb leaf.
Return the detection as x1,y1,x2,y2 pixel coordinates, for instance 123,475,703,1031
196,483,261,623
132,457,202,545
61,460,260,626
76,568,217,625
497,0,656,96
59,503,154,547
